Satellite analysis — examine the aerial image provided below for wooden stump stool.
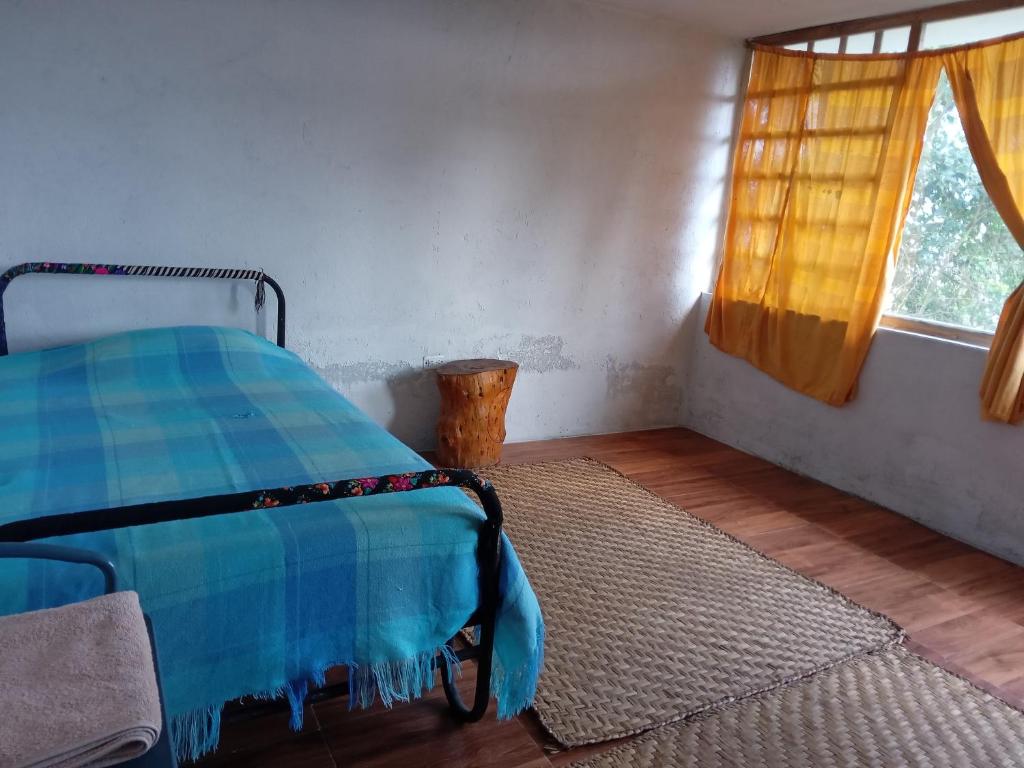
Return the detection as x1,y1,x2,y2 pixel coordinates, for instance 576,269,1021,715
435,359,518,468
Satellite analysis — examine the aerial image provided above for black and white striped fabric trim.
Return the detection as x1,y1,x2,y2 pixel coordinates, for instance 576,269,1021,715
122,266,263,280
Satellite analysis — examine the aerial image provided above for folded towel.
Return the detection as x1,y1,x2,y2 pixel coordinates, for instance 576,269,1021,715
0,591,162,768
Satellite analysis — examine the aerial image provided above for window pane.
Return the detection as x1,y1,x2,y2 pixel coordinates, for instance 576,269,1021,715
881,26,910,52
844,32,877,54
814,37,841,53
888,74,1023,333
923,8,1024,49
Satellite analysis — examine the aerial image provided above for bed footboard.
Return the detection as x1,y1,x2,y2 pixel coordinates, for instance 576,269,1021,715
0,469,504,722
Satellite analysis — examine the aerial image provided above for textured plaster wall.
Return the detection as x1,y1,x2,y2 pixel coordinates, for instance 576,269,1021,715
0,0,743,449
687,293,1024,565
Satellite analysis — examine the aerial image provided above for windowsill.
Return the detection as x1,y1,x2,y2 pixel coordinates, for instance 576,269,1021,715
697,293,994,350
879,314,993,349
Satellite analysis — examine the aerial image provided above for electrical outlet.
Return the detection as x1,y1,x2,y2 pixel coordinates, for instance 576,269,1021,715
423,354,446,368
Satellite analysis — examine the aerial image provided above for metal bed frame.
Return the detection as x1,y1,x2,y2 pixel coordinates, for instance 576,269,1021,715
0,262,503,724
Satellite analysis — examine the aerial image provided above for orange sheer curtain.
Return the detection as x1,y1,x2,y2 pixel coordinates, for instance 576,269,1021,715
706,48,942,405
943,35,1024,422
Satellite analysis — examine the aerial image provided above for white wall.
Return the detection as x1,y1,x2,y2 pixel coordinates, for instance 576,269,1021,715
687,293,1024,565
0,0,742,449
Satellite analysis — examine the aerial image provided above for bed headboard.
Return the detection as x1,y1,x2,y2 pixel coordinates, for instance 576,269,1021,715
0,262,286,355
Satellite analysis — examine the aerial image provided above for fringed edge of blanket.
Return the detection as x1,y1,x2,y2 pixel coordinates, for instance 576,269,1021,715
492,622,545,720
169,636,543,763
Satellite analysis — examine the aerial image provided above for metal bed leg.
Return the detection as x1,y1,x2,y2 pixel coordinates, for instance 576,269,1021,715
442,479,503,722
440,563,499,721
441,619,496,722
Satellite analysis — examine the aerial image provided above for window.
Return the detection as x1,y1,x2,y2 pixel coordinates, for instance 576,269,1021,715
886,73,1022,334
763,5,1024,340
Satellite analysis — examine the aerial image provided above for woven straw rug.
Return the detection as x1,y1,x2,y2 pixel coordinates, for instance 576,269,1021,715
570,646,1024,767
485,458,901,747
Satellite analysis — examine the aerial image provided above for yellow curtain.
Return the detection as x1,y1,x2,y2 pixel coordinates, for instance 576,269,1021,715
943,36,1024,422
706,48,942,405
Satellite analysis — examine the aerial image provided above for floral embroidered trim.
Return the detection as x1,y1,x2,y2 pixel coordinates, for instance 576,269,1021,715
250,469,494,510
1,262,129,288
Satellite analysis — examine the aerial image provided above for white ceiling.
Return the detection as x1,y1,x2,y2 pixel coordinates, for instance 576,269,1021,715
597,0,961,39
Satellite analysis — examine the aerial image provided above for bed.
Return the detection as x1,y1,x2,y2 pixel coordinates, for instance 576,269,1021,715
0,263,544,761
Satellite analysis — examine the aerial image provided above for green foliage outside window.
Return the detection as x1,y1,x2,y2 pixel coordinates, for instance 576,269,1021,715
888,73,1022,332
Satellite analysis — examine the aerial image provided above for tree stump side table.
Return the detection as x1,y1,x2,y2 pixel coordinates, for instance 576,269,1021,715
435,359,518,469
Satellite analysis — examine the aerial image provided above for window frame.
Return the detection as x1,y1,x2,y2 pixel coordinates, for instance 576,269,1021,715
747,0,1024,50
879,314,994,348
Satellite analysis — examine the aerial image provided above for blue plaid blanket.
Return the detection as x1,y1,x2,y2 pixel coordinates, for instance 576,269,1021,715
0,326,543,759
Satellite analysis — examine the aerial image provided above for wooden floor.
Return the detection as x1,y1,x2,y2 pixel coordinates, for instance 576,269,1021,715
199,427,1024,767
